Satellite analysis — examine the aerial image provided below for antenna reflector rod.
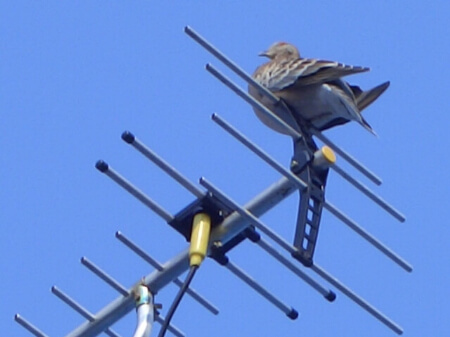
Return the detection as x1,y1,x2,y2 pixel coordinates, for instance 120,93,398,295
206,64,301,138
312,130,382,185
81,257,129,296
330,164,406,222
184,25,280,105
95,160,174,222
211,113,307,190
323,202,413,272
256,238,336,301
14,314,49,337
116,231,164,271
220,258,299,319
51,286,94,321
121,131,204,198
311,264,404,335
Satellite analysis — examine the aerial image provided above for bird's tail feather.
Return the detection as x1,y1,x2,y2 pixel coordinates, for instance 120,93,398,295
352,81,390,111
360,116,378,137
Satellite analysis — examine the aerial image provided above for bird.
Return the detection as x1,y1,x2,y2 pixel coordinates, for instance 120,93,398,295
248,42,390,136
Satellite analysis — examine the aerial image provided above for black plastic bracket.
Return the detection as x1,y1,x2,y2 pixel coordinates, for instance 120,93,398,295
209,227,259,265
290,135,329,267
168,193,233,242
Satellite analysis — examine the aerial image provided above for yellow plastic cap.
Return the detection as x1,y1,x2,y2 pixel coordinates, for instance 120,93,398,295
321,146,336,164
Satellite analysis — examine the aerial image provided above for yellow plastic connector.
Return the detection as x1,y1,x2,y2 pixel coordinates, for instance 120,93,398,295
189,212,211,267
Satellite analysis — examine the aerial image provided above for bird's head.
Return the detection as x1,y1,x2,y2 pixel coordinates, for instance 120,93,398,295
259,42,300,60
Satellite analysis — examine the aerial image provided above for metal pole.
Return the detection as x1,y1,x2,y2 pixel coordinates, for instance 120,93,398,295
330,164,404,221
132,285,153,337
310,264,403,335
95,160,174,222
14,315,49,337
206,64,300,138
121,131,204,198
81,257,129,296
225,261,298,319
184,26,280,105
51,286,122,337
256,239,335,300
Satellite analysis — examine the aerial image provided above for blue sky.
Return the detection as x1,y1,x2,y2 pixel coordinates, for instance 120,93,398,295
2,2,449,336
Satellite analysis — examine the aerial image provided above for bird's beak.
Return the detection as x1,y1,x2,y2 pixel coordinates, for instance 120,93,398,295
258,51,269,57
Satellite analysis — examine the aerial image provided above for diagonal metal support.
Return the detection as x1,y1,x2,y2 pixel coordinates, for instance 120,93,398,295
95,161,174,222
51,286,122,337
330,164,405,221
217,256,298,319
255,238,336,301
311,264,403,334
121,131,204,199
323,203,412,272
206,63,301,139
14,315,50,337
52,286,98,322
184,26,280,106
312,130,382,185
81,257,129,296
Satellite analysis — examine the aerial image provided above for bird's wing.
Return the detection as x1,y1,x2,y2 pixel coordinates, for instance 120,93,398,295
254,58,370,91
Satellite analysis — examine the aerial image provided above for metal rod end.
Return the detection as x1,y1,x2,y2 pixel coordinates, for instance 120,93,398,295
287,308,299,320
95,160,109,173
325,291,337,302
115,231,122,238
121,131,135,144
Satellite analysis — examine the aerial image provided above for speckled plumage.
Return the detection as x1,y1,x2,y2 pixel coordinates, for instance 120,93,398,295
249,42,389,136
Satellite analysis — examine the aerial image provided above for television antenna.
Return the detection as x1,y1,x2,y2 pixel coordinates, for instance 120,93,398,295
16,26,412,337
